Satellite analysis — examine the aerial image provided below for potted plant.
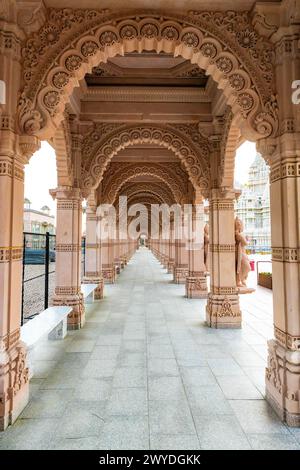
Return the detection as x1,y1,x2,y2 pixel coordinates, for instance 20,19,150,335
258,271,272,289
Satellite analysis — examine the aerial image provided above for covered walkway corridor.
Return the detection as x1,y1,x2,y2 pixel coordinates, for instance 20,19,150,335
0,247,299,450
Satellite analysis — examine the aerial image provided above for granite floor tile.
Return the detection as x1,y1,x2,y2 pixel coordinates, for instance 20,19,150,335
149,376,186,401
216,375,263,400
248,433,300,450
194,414,251,450
148,358,179,377
229,400,291,435
112,367,147,388
0,418,60,450
150,434,201,450
107,388,148,416
149,400,196,435
21,389,74,419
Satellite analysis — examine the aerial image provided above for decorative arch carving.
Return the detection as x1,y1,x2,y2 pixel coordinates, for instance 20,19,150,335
115,182,176,206
100,162,187,205
18,9,278,141
219,111,242,188
82,123,210,191
51,112,73,186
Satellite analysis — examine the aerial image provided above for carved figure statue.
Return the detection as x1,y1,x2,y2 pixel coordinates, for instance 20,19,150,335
204,223,209,272
235,217,251,287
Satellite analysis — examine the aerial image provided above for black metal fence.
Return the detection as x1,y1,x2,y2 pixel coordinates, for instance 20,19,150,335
21,232,86,325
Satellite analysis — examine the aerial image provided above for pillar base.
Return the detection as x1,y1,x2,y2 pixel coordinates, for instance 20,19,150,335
82,276,104,300
53,293,85,330
173,265,189,284
185,276,208,299
206,292,241,328
102,266,115,284
121,256,128,266
0,340,30,431
114,261,121,275
266,339,300,427
167,261,175,274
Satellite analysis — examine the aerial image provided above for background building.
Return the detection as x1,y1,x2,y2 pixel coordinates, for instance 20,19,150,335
235,153,271,253
23,199,55,234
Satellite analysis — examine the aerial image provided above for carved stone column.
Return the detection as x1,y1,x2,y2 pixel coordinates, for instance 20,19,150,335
186,204,208,299
262,137,300,427
167,220,175,274
114,225,121,275
82,205,104,300
101,222,115,283
205,189,241,328
0,139,33,430
119,239,124,268
257,22,300,426
174,212,189,284
0,16,39,429
51,186,84,330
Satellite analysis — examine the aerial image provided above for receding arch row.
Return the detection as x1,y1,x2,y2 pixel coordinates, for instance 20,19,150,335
19,10,278,142
99,162,187,205
115,182,176,207
81,124,210,192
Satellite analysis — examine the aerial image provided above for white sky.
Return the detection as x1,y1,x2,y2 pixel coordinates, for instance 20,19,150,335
24,139,257,214
25,141,57,213
234,140,257,186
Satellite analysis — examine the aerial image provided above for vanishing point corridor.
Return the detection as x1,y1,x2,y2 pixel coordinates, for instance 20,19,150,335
0,248,299,450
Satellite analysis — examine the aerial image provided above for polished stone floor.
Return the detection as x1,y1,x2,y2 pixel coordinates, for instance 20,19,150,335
1,247,300,450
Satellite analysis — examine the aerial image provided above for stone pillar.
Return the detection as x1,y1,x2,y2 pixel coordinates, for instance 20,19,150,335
260,20,300,426
119,238,125,269
174,212,189,284
264,147,300,426
82,205,104,300
51,187,84,330
186,204,208,299
264,145,300,425
167,220,175,274
160,236,167,268
0,139,34,430
114,225,121,275
101,225,115,284
0,15,40,428
205,189,241,328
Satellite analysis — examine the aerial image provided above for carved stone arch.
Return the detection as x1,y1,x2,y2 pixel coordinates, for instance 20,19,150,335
18,10,278,141
51,115,73,186
82,123,209,191
117,193,165,220
219,111,242,188
118,182,176,207
101,162,187,205
86,189,98,211
122,196,162,231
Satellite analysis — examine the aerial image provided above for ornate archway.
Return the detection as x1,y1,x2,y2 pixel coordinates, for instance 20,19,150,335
99,162,189,205
51,116,73,186
18,10,278,142
219,111,242,188
82,123,210,191
116,182,176,207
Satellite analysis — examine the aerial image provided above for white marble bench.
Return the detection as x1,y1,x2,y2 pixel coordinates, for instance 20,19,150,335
21,306,72,378
81,283,98,303
21,306,72,348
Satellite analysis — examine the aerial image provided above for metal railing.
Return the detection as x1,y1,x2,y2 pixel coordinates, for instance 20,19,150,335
21,232,86,325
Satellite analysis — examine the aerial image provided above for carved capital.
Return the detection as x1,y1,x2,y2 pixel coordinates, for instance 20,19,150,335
18,134,40,162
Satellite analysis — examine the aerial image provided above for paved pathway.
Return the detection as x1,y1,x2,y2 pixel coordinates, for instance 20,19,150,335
1,247,300,450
